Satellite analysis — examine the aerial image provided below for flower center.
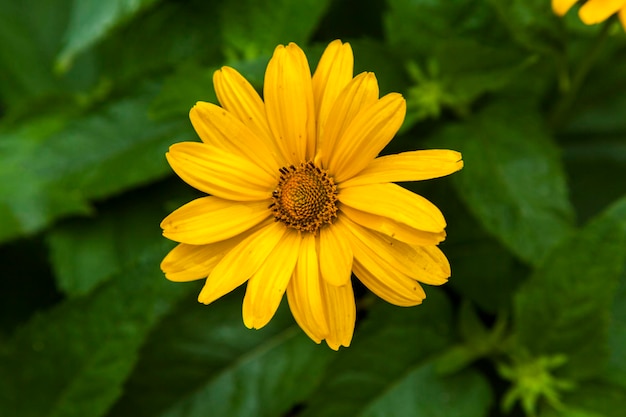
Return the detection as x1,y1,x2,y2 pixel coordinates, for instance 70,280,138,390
270,161,338,233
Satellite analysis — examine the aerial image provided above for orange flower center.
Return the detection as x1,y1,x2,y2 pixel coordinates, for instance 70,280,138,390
270,161,338,233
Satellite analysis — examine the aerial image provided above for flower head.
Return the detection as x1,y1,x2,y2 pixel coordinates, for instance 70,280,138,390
160,40,463,350
552,0,626,30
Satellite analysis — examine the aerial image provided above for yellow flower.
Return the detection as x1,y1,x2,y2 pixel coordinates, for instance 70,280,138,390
160,40,463,350
552,0,626,29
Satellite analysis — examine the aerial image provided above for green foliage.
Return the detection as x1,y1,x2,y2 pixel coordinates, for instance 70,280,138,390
434,102,575,265
1,0,625,417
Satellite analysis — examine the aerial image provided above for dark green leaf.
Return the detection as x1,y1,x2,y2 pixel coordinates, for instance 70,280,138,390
515,196,626,379
47,180,194,297
540,382,626,417
0,0,73,106
56,0,159,71
0,249,188,417
433,102,575,265
0,88,190,243
385,0,499,56
604,267,626,390
360,365,492,417
300,290,492,416
108,290,333,417
219,0,332,61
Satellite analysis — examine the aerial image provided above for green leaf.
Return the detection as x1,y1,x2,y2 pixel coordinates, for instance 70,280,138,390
436,188,528,313
488,0,567,54
564,139,626,224
403,39,535,127
219,0,332,61
361,365,492,417
107,290,333,417
56,0,159,72
93,1,222,87
540,382,626,417
0,249,188,417
433,102,575,265
514,196,626,379
385,0,499,56
604,266,626,390
0,0,73,106
300,290,492,416
47,181,195,297
0,88,191,244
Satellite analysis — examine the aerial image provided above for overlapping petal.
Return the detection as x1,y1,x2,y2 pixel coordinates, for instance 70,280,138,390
340,150,464,188
198,222,286,305
243,229,301,329
344,217,450,285
316,72,379,167
190,101,280,175
329,93,406,182
340,204,446,246
286,233,329,342
320,278,356,350
166,142,275,201
353,260,425,306
161,196,270,245
318,217,353,286
311,39,354,142
264,43,316,163
161,241,236,282
339,183,446,234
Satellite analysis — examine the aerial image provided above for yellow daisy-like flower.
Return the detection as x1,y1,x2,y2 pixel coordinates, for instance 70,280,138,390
160,40,463,350
552,0,626,29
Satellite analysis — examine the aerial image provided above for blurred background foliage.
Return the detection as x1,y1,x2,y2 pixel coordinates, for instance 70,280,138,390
1,0,625,416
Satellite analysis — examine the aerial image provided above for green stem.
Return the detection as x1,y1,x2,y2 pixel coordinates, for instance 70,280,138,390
549,18,615,129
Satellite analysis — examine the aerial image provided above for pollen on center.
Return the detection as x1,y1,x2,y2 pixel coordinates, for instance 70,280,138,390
270,161,338,233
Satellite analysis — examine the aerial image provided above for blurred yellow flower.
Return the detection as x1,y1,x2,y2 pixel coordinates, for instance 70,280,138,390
552,0,626,29
160,40,463,350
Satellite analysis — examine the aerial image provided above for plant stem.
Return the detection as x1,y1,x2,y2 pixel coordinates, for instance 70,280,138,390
549,18,615,129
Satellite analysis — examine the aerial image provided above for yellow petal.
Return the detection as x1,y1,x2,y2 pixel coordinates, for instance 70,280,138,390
340,150,464,188
340,204,446,246
353,260,425,306
329,93,406,182
264,43,316,163
242,229,301,329
198,222,286,304
286,233,329,342
161,241,235,282
579,0,626,24
166,142,276,201
318,218,353,286
344,217,450,285
320,278,356,350
311,40,354,143
190,101,280,175
213,67,278,154
552,0,578,15
317,72,379,167
338,183,446,233
161,196,270,244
